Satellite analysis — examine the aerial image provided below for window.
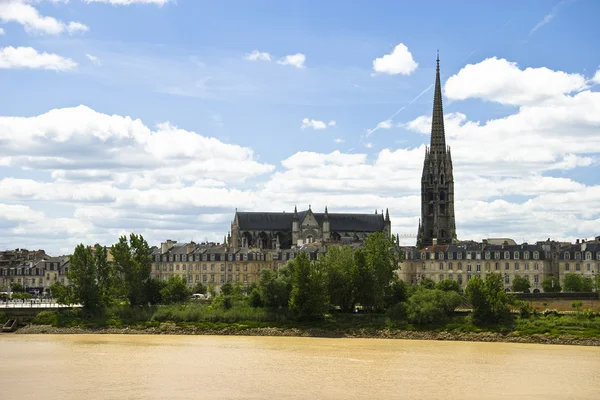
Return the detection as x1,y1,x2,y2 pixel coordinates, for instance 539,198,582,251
202,264,207,270
439,274,444,281
585,252,592,260
524,263,529,270
457,252,462,260
448,262,453,270
220,275,225,283
195,275,199,282
448,252,453,260
597,253,600,260
565,263,570,271
576,263,581,271
587,263,591,272
439,263,444,270
564,252,570,260
504,251,510,259
524,251,529,260
438,252,444,260
534,275,539,283
467,274,472,282
485,262,490,271
505,275,510,284
176,265,180,271
183,265,186,271
467,264,472,272
505,263,509,271
514,262,519,271
575,253,581,260
476,264,481,272
243,265,248,272
533,251,539,260
534,263,539,271
495,252,500,260
514,252,520,260
228,264,233,271
244,274,248,282
203,275,207,282
421,253,426,260
495,262,499,271
485,252,490,260
236,264,240,271
221,264,225,272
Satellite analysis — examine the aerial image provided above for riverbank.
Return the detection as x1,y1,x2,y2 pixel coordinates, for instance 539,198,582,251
14,323,600,346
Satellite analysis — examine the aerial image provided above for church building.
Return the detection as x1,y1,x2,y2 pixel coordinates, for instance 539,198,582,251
417,55,458,247
230,206,391,250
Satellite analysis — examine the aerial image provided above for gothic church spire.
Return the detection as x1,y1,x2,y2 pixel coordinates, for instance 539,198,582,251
430,51,446,153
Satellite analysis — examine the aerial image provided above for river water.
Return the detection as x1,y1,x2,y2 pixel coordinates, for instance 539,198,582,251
1,334,598,399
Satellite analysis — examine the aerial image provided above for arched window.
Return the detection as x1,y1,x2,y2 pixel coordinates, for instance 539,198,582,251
439,191,445,201
440,175,445,185
564,252,570,260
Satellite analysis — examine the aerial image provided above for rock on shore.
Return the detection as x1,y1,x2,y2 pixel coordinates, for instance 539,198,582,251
14,323,600,346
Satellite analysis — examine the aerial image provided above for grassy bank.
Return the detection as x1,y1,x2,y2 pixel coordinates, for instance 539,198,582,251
20,304,600,342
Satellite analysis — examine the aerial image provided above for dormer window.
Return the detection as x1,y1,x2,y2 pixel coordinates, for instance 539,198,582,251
575,253,581,260
495,252,500,260
457,252,462,260
421,252,426,260
564,252,570,260
514,251,519,260
448,252,453,260
485,252,490,260
533,251,539,260
524,251,529,260
585,252,592,260
504,251,510,259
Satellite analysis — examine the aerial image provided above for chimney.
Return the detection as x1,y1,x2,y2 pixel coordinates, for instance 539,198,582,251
576,239,580,244
432,238,438,246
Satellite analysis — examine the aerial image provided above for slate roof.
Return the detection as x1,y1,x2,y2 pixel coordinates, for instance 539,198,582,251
236,210,386,232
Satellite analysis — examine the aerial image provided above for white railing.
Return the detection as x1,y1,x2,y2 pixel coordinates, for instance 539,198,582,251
0,300,81,308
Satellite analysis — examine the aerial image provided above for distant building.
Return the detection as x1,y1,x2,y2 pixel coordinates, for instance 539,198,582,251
230,205,391,250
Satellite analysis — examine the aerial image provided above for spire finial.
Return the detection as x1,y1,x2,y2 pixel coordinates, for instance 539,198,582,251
436,49,439,65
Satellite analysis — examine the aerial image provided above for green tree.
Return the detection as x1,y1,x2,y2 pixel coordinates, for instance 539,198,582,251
49,282,72,305
94,244,115,307
160,276,191,304
221,283,233,296
111,233,152,306
324,245,358,312
542,277,561,293
289,252,328,318
384,276,409,308
258,267,292,309
511,276,531,293
436,279,461,293
191,281,207,295
420,278,436,289
363,232,396,311
403,288,462,325
248,287,263,307
563,273,592,292
10,283,25,293
208,284,216,299
68,244,102,311
145,278,166,305
354,248,375,309
465,273,513,325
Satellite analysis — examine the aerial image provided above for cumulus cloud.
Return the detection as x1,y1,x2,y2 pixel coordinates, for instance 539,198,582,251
245,50,272,62
301,118,336,130
277,53,306,68
334,138,345,143
445,57,588,105
0,0,89,35
372,43,418,75
0,27,4,35
1,58,599,254
366,119,393,135
0,46,77,70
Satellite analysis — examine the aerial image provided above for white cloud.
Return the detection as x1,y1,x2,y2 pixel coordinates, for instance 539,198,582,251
85,53,101,66
334,138,345,143
0,0,89,35
366,119,393,136
364,142,373,148
0,27,4,35
83,0,173,5
0,46,77,71
445,57,588,106
301,118,336,130
245,50,272,62
372,43,418,76
592,69,600,85
1,58,600,254
277,53,306,69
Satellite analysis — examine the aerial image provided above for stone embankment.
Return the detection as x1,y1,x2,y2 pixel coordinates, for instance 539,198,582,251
15,323,600,346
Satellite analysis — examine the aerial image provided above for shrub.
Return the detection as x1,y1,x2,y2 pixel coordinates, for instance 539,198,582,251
33,311,59,326
404,288,461,325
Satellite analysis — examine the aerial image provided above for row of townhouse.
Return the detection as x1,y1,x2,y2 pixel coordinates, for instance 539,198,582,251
0,256,70,294
398,236,600,292
151,240,326,293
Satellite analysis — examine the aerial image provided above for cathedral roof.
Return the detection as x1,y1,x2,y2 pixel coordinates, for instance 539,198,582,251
236,210,386,232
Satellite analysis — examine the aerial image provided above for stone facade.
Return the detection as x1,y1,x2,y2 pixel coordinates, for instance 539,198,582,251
418,56,457,247
397,240,554,292
0,256,70,294
151,240,326,293
557,239,600,289
229,206,391,250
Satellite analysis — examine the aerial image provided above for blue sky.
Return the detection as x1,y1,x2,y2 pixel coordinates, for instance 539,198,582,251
0,0,599,254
